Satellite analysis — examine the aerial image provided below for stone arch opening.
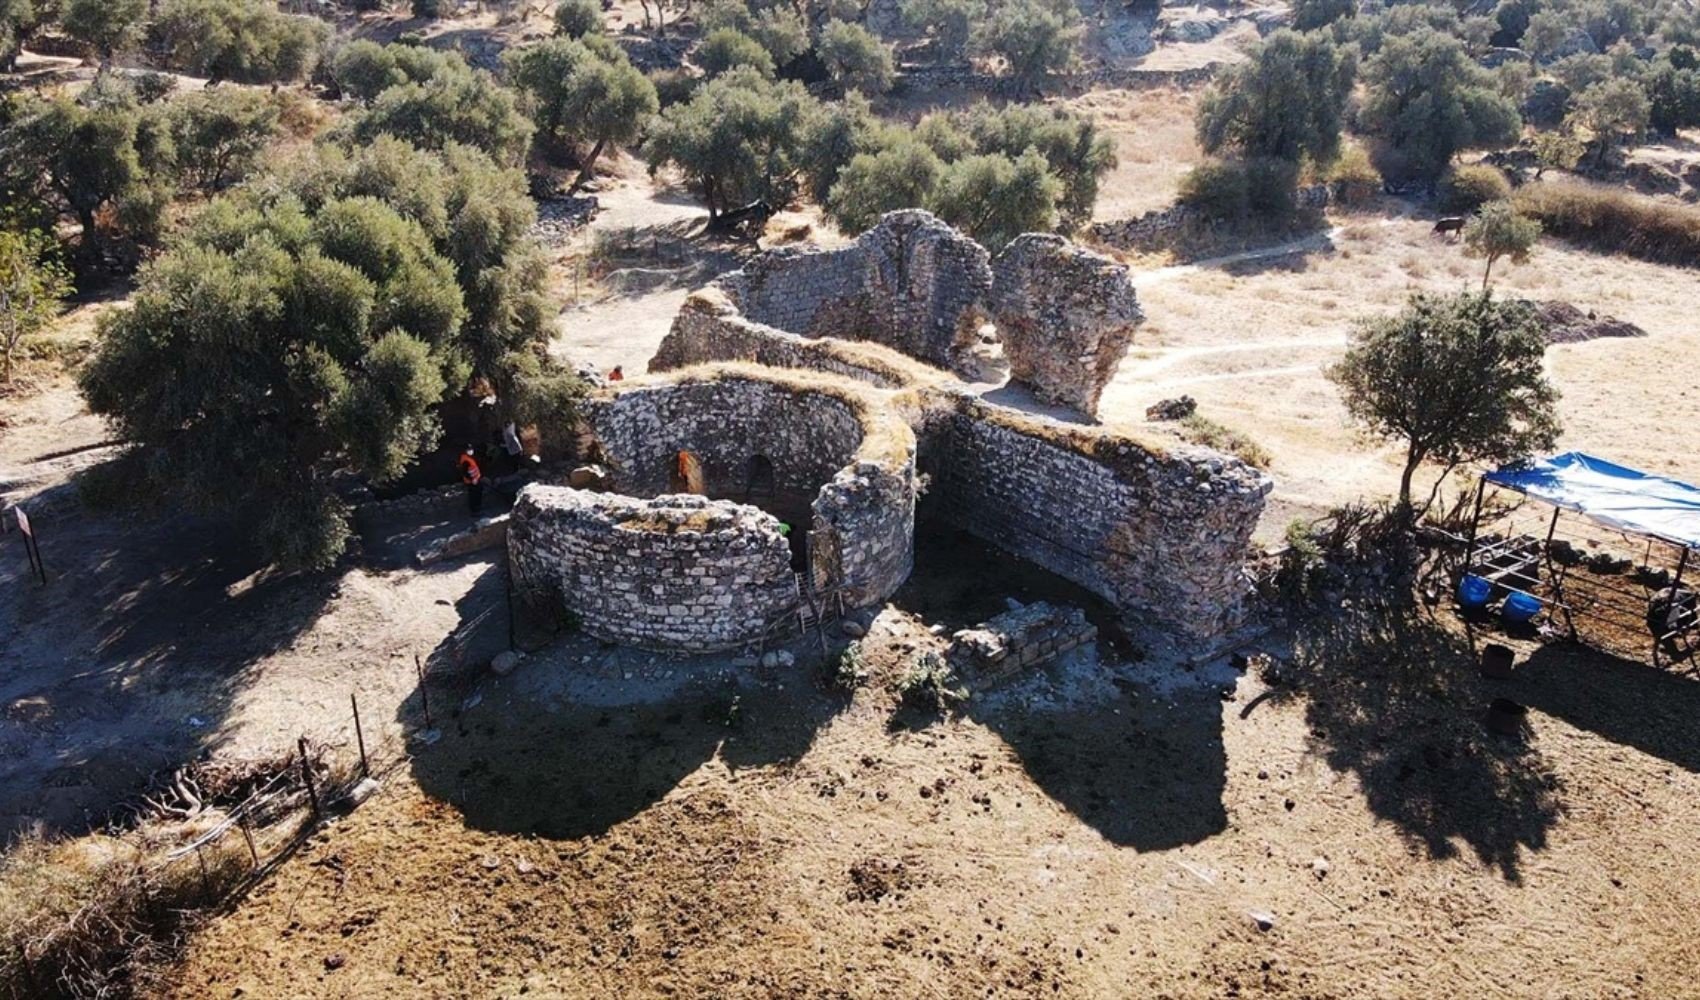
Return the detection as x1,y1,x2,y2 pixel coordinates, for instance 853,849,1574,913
668,450,704,494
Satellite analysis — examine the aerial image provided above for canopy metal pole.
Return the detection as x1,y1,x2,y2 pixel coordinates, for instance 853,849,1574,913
1463,477,1487,567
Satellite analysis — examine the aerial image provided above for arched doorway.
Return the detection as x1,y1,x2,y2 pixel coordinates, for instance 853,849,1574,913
744,454,775,502
669,450,704,494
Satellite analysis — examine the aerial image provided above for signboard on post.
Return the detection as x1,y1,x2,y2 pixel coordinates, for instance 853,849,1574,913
11,506,45,584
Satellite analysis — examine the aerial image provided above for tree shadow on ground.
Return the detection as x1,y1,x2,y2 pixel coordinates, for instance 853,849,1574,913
1291,603,1565,881
1512,642,1700,774
0,482,340,836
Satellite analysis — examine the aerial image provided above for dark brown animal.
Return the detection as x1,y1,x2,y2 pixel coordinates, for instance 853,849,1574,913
1433,216,1467,238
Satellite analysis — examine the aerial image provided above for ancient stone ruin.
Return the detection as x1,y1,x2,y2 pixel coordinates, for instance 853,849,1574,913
512,212,1274,654
988,234,1145,415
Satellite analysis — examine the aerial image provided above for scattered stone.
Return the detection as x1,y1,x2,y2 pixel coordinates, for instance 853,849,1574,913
1146,395,1198,422
460,692,483,712
529,195,599,248
348,777,381,806
490,650,523,676
324,954,346,971
840,620,867,638
1248,910,1276,932
1312,857,1331,880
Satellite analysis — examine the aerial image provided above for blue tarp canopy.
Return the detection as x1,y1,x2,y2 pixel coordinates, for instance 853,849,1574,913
1484,452,1700,551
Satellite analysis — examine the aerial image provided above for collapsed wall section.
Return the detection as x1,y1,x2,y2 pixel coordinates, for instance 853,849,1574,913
923,393,1272,639
508,489,798,652
711,210,992,376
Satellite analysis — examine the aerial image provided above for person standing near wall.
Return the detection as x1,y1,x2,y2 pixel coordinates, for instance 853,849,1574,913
458,446,484,518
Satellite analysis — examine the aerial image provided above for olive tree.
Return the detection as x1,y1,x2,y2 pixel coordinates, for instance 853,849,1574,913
1197,30,1357,166
900,0,983,62
696,28,776,78
1463,200,1542,290
971,0,1081,94
642,68,819,220
506,37,659,188
0,227,72,381
554,0,603,38
827,139,943,232
62,0,146,66
1567,77,1650,166
80,139,581,567
148,0,328,84
166,88,282,191
698,0,809,67
351,54,534,166
817,20,895,95
1327,291,1560,510
928,149,1059,250
961,103,1114,229
1358,29,1521,184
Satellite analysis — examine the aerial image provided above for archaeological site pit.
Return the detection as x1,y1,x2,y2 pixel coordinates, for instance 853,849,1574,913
510,211,1273,654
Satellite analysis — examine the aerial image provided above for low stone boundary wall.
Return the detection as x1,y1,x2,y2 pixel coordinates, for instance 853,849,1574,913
508,489,799,652
950,602,1098,683
896,63,1219,96
1088,184,1334,254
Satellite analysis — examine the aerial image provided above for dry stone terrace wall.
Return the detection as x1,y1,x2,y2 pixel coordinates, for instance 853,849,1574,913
508,489,797,652
712,211,992,377
923,395,1272,639
989,234,1144,416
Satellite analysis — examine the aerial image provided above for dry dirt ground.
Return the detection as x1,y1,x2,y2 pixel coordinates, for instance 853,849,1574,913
164,536,1700,998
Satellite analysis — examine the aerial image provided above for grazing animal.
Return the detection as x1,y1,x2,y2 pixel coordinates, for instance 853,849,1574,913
1433,216,1467,239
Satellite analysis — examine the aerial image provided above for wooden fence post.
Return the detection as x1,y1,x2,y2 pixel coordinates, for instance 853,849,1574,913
415,654,432,728
238,811,259,869
297,737,320,821
351,692,369,778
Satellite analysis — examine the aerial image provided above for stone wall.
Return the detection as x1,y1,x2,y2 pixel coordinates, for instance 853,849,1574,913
516,370,919,646
586,376,870,501
652,289,924,390
508,489,798,652
895,62,1216,95
988,235,1144,416
923,393,1272,639
1088,183,1334,253
950,602,1099,684
712,211,992,377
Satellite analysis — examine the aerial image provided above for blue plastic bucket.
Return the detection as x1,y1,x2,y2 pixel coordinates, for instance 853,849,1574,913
1503,591,1542,623
1458,574,1492,609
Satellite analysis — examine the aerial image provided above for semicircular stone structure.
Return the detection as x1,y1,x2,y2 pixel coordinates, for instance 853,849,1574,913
509,369,917,652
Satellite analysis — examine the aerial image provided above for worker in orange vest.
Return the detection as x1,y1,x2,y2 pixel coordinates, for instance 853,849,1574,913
458,446,483,517
608,365,624,382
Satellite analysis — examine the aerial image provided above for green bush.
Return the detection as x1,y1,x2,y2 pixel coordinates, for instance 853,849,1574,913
831,641,869,691
1177,414,1272,469
696,28,775,79
1178,157,1298,223
1327,145,1381,207
648,68,701,108
554,0,604,38
148,0,329,85
895,652,965,712
1439,163,1512,214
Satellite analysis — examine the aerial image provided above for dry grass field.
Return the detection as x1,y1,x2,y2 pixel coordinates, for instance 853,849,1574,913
1101,211,1700,534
